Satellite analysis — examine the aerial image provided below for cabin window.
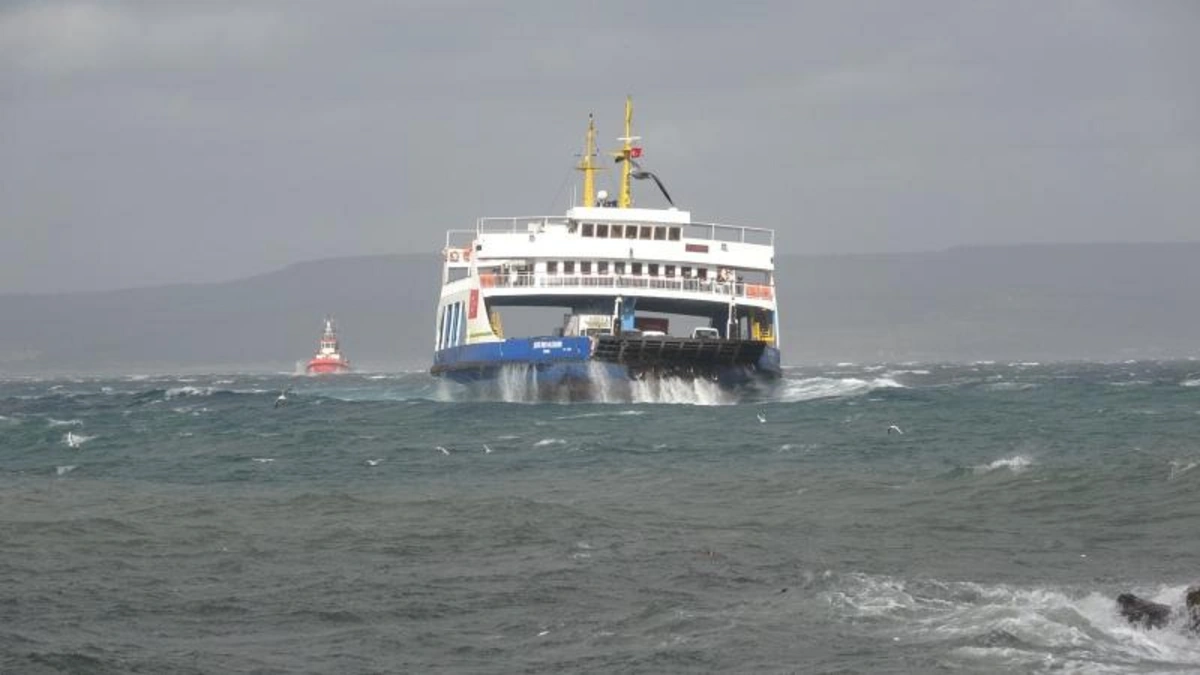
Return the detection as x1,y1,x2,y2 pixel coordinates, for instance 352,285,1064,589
546,261,558,275
631,262,643,275
615,261,626,274
598,261,609,275
610,225,623,239
698,267,708,280
682,266,693,278
665,265,676,278
639,226,652,240
581,261,592,275
626,225,639,239
596,224,609,238
581,223,594,237
654,227,667,241
564,260,576,274
648,263,660,276
668,227,681,241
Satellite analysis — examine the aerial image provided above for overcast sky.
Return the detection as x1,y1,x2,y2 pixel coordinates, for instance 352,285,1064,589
2,0,1197,293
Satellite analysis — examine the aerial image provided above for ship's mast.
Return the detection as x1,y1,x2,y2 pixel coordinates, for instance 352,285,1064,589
576,114,598,207
616,96,638,209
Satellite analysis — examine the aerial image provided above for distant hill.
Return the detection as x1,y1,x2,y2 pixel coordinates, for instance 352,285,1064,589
1,243,1198,375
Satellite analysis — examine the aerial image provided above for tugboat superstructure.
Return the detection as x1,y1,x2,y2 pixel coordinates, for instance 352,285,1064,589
306,316,351,374
430,98,780,395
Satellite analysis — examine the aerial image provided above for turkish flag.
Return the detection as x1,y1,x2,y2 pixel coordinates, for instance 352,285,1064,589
629,147,643,158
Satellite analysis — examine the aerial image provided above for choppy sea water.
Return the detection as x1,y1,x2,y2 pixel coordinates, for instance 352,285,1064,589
2,361,1199,674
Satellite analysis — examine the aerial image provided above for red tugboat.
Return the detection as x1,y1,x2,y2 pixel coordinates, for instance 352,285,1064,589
306,317,351,374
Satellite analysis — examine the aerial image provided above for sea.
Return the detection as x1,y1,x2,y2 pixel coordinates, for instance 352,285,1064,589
2,360,1199,674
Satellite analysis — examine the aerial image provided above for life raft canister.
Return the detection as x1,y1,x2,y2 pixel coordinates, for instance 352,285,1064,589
448,249,460,262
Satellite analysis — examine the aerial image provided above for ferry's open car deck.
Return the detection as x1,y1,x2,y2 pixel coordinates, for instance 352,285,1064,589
592,334,768,373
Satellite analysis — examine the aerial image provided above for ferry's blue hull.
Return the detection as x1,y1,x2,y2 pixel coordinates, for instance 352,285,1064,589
431,337,781,392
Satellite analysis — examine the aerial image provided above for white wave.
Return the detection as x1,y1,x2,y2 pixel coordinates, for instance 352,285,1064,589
973,455,1033,474
165,386,215,399
777,376,904,402
534,438,566,447
251,457,274,463
47,418,83,427
823,574,1200,670
1168,460,1197,481
885,369,930,376
63,432,93,448
553,410,646,420
1180,378,1200,388
55,464,78,476
1106,380,1151,387
982,381,1038,391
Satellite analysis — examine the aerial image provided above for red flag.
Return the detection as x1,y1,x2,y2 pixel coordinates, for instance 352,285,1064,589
629,147,643,158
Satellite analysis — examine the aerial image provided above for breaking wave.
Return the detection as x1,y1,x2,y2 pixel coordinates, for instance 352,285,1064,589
820,572,1200,671
777,376,904,402
972,455,1034,474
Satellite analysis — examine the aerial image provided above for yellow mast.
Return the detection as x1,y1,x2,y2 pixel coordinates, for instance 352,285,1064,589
575,114,598,207
617,96,635,208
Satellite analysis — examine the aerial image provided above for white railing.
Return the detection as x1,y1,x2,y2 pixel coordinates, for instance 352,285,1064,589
476,272,775,302
473,216,774,246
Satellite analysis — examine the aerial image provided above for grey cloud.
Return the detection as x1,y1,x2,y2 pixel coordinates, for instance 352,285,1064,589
1,0,1197,293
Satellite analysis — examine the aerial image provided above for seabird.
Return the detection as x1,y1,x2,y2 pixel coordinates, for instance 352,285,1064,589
756,412,767,424
483,444,493,454
274,387,291,408
437,446,450,456
366,458,383,466
887,425,904,435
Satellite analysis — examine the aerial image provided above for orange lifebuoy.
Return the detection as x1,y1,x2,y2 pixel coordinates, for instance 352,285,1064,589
462,247,472,261
449,250,460,262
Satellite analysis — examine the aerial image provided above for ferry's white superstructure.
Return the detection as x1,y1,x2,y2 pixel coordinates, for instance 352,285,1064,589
430,99,780,395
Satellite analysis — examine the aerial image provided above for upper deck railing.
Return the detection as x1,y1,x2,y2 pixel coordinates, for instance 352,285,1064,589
466,216,774,247
473,272,775,302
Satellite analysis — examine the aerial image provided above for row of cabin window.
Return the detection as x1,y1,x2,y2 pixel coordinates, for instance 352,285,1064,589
576,223,682,241
545,261,710,279
436,301,466,350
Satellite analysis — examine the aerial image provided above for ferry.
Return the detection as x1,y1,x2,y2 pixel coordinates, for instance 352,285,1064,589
305,317,351,374
430,98,781,396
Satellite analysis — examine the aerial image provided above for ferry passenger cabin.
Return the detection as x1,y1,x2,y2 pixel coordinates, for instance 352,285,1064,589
437,204,778,347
